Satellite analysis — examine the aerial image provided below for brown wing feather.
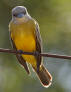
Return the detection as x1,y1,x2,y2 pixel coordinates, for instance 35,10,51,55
9,33,30,74
35,22,42,70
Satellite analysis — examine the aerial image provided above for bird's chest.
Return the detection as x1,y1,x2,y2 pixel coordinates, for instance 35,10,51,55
11,23,36,51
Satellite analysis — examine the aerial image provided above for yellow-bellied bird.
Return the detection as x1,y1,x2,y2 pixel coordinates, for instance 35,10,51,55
9,6,52,88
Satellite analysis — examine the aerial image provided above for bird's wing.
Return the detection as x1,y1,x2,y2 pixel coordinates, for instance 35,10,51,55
35,22,42,69
10,33,30,74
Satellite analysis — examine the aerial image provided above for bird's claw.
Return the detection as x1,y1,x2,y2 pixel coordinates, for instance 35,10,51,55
18,50,23,54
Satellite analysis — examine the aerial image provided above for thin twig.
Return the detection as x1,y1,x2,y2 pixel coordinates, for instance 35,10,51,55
0,48,71,60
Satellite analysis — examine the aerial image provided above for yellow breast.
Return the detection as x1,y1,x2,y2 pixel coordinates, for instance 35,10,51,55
14,32,36,51
9,19,37,67
10,19,36,51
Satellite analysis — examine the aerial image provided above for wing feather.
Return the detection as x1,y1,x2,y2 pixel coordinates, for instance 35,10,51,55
9,33,30,74
35,22,42,70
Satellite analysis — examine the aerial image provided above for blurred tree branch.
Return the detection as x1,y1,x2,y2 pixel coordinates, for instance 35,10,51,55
0,48,71,60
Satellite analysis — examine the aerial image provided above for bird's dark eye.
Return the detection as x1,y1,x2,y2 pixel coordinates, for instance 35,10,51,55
13,14,17,17
23,10,26,15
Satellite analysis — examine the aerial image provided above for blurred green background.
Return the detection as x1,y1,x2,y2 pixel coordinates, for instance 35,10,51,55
0,0,71,92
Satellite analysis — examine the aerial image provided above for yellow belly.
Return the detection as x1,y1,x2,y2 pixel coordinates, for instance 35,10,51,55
14,33,36,66
10,19,37,67
15,34,36,51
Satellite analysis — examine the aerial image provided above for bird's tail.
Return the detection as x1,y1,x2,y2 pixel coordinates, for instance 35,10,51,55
33,64,52,88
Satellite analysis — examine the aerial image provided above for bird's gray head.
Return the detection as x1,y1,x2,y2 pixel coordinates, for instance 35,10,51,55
12,6,28,18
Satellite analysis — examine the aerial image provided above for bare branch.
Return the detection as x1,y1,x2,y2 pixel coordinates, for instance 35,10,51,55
0,48,71,60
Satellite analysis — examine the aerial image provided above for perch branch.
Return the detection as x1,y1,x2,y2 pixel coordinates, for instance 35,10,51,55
0,48,71,60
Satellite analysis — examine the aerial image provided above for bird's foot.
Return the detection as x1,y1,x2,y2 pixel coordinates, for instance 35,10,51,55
33,51,39,56
18,50,23,54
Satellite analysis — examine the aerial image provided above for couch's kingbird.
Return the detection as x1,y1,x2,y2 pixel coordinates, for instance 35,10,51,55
9,6,52,88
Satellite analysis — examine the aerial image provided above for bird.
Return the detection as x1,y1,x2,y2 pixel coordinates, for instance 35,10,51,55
9,6,52,88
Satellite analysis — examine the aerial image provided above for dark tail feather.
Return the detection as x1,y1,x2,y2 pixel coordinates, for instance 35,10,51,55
33,64,52,88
